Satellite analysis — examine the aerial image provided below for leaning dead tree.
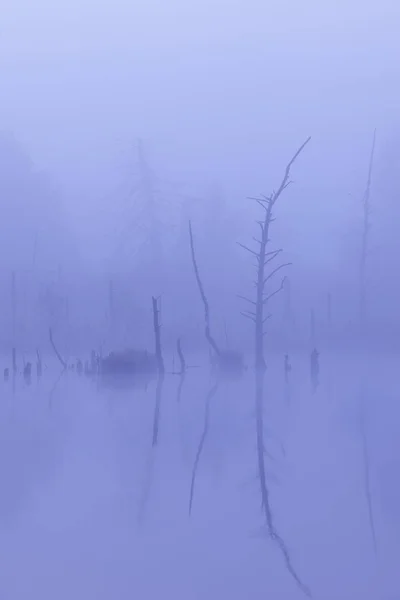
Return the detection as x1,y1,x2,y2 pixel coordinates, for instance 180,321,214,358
189,221,243,373
11,271,17,374
188,221,221,357
49,327,67,370
359,129,377,329
240,137,311,596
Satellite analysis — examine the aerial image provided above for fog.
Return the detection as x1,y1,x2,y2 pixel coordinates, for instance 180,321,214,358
1,0,400,598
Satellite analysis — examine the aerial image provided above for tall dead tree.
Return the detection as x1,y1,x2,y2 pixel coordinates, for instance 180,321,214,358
240,137,311,597
359,130,377,329
49,327,67,370
11,271,17,373
152,296,165,446
188,221,221,358
152,296,165,376
240,137,311,369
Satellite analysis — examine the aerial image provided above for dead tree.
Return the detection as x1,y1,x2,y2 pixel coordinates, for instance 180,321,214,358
240,137,311,597
239,136,310,366
152,296,165,446
152,371,165,447
188,221,221,357
359,129,377,328
11,271,17,373
49,327,67,370
239,137,310,370
152,296,165,375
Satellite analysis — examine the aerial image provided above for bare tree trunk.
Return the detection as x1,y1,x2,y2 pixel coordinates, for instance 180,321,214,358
240,137,311,597
359,129,377,329
152,296,165,375
188,221,221,357
152,371,165,447
11,271,17,373
151,297,165,447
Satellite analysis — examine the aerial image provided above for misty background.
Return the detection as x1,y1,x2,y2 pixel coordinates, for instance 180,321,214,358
1,1,400,599
2,0,400,355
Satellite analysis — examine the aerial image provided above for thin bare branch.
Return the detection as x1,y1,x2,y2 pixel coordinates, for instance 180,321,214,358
237,242,258,257
263,278,286,303
241,312,256,322
269,136,311,209
263,263,292,286
237,295,257,305
263,249,283,266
